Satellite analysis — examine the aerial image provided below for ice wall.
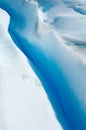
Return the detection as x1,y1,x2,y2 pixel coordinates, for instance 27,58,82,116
0,8,62,130
0,0,86,130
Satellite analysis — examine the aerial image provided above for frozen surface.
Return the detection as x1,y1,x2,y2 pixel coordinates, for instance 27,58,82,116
0,0,86,130
0,9,62,130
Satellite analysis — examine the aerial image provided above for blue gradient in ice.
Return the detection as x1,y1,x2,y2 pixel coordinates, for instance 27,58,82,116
0,0,86,130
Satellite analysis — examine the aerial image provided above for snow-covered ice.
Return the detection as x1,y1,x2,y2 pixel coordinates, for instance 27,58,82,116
0,8,62,130
0,0,86,130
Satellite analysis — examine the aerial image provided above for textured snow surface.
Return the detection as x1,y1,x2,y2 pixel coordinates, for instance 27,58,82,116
0,9,62,130
0,0,86,130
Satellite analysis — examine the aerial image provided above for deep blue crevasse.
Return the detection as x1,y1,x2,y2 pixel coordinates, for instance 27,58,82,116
0,1,86,130
8,23,86,130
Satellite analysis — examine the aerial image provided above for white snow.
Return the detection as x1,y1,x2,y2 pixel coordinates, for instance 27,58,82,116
0,9,62,130
0,0,86,129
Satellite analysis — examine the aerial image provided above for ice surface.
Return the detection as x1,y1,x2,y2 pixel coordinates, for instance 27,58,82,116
0,0,86,130
0,8,62,130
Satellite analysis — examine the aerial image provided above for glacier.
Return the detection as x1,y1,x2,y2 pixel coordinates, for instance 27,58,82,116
0,8,63,130
0,0,86,130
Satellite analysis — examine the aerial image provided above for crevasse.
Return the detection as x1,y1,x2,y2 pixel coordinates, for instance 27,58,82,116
0,0,86,130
